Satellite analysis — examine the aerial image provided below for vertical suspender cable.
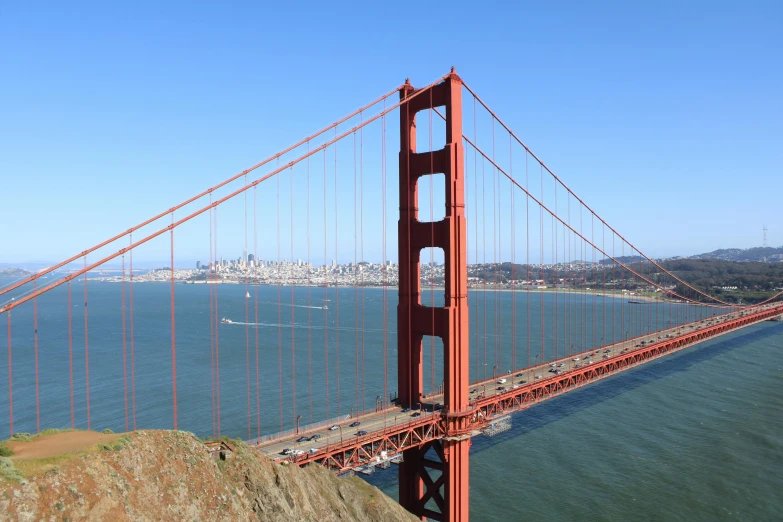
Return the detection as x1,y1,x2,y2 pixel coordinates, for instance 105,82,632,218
215,206,221,436
130,234,137,430
382,102,388,404
526,151,530,373
307,143,313,425
277,162,283,431
34,281,40,433
354,131,359,415
170,213,178,429
323,149,329,420
84,256,91,430
245,177,251,440
290,166,296,430
334,129,341,417
473,98,480,382
209,200,215,438
68,282,74,429
254,186,261,438
6,312,12,435
510,134,516,373
360,114,366,414
122,256,128,432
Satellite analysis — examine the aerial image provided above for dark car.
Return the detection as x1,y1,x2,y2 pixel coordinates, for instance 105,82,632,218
496,386,504,391
349,421,360,428
412,412,421,417
296,436,308,443
357,430,368,436
309,434,321,441
516,373,524,377
401,407,410,412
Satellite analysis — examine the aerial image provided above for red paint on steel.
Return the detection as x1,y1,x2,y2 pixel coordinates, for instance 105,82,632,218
122,256,128,432
68,283,74,429
170,216,178,429
130,235,137,430
34,281,40,433
6,313,12,436
83,257,90,430
397,70,470,522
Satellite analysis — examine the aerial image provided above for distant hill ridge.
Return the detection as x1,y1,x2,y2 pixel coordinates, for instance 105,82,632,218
690,247,783,263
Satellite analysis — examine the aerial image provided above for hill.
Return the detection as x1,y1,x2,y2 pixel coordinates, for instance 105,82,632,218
690,247,783,263
0,430,415,521
0,267,32,278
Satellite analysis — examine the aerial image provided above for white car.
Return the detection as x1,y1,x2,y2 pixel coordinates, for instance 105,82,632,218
293,450,305,456
329,425,339,431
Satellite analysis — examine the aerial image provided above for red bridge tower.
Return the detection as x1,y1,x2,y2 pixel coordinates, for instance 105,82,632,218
398,70,470,521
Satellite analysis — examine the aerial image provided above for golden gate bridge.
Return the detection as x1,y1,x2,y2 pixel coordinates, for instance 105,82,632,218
2,69,782,521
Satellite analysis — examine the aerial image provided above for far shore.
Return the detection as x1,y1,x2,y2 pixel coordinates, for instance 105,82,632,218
95,278,668,303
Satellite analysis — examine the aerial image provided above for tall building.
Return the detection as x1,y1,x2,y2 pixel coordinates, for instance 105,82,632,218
196,261,202,269
248,253,255,263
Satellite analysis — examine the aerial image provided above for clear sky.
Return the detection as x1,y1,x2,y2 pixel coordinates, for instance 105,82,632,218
1,1,781,266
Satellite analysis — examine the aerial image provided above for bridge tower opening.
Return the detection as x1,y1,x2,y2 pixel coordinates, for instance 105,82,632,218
398,70,470,522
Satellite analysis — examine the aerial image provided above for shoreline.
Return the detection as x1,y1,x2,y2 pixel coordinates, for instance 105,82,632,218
90,278,667,303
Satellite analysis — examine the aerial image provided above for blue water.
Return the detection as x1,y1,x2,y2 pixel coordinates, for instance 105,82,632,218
2,277,781,519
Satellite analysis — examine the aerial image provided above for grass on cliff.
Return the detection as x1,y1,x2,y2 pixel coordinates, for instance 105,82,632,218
10,447,100,478
2,428,128,480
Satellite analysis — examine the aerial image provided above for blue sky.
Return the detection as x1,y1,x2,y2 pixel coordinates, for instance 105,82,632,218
1,1,781,266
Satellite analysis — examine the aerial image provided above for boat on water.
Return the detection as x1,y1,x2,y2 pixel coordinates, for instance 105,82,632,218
246,291,251,298
220,317,234,324
628,300,646,304
323,304,329,310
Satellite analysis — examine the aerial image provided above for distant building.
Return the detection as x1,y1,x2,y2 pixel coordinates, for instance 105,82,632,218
196,261,202,269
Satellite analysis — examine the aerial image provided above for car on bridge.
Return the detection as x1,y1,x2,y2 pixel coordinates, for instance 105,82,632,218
296,436,308,443
309,434,321,441
357,430,368,436
350,421,360,427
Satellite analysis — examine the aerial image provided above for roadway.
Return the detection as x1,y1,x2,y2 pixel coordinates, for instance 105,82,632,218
253,303,781,461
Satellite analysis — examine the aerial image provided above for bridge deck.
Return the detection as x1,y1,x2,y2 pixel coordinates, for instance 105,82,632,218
250,303,783,471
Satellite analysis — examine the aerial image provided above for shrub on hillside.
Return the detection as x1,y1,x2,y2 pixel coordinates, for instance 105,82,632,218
0,442,12,457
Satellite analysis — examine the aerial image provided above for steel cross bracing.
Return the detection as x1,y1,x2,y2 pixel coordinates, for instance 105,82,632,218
268,302,783,473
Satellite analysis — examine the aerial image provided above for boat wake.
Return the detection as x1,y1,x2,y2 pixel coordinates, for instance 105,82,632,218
263,302,328,310
221,320,385,333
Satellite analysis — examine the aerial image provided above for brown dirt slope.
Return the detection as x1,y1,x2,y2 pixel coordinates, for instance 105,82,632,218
0,430,416,522
6,431,120,460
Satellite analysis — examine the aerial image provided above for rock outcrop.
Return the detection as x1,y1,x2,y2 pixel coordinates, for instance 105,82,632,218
0,430,415,521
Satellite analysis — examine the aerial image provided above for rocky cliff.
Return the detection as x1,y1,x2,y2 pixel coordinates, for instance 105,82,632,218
0,430,415,521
